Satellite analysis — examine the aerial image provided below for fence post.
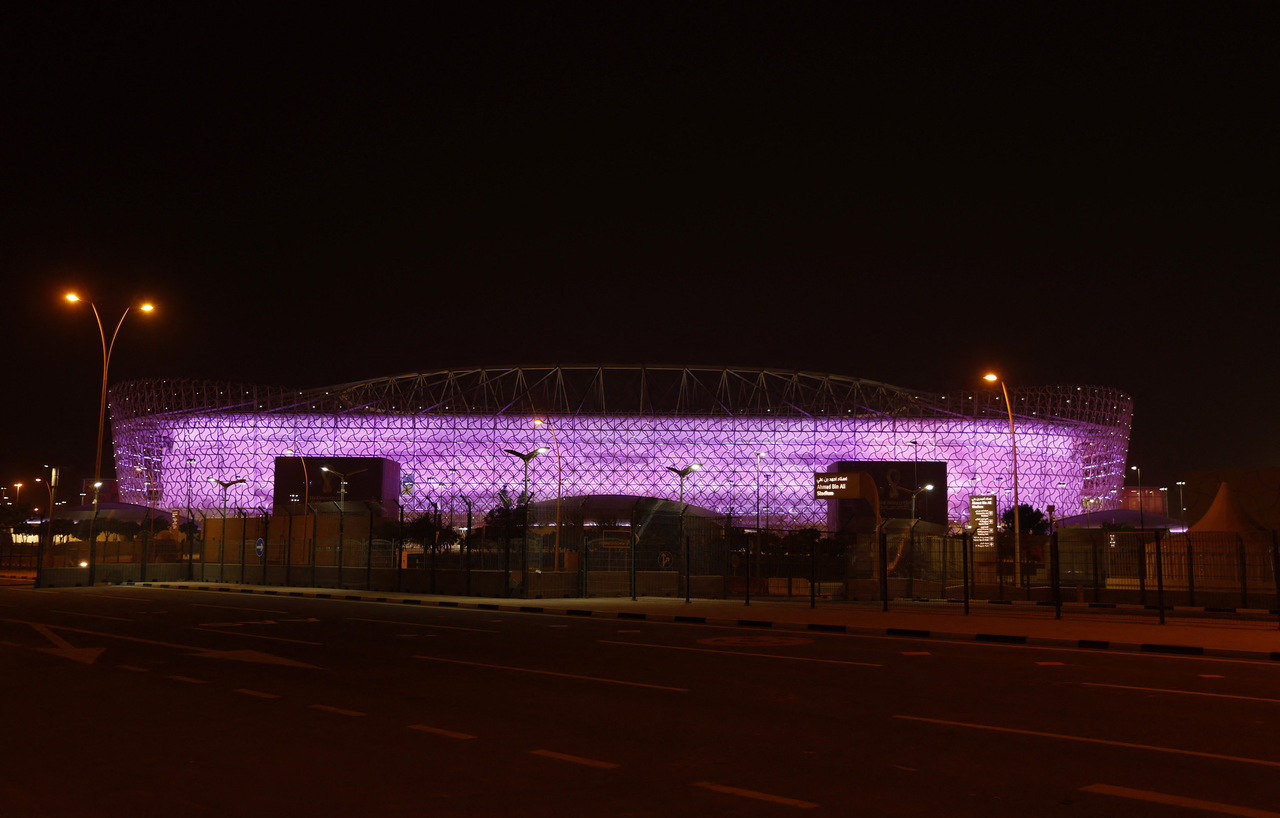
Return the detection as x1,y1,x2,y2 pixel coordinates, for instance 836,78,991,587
1238,535,1249,609
581,532,589,598
1154,528,1166,625
962,532,970,615
1137,532,1146,606
631,529,638,602
878,525,889,612
939,535,947,600
1091,536,1101,603
140,506,150,583
285,513,293,587
810,532,817,609
1186,536,1195,607
365,503,375,591
503,525,511,599
745,526,753,607
336,502,345,590
309,505,318,588
1270,531,1279,630
907,524,915,599
1050,530,1061,620
239,509,247,585
398,505,406,594
260,508,270,585
218,510,226,583
684,534,691,604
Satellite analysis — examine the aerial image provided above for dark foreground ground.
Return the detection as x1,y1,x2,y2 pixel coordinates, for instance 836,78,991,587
2,579,1278,817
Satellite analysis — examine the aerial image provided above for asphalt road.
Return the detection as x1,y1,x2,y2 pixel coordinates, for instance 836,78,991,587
2,579,1279,817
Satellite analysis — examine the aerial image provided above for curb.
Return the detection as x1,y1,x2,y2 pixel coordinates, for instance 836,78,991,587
125,581,1280,663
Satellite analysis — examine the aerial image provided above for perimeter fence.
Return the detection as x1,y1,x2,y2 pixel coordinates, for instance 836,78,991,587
8,512,1279,625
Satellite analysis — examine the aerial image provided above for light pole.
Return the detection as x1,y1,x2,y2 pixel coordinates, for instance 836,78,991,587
12,483,21,505
910,484,935,522
505,447,548,597
1176,480,1187,523
64,292,156,483
532,419,563,568
87,480,103,585
1130,465,1144,531
666,462,702,602
909,440,919,519
34,469,56,585
984,373,1021,587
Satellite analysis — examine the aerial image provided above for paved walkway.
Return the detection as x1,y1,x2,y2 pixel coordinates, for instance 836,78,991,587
121,580,1280,662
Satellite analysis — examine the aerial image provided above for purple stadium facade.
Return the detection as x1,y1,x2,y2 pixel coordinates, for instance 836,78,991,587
107,367,1133,530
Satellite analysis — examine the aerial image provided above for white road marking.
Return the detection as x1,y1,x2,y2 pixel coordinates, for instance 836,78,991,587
192,627,323,645
169,675,207,684
1082,682,1280,704
600,640,882,667
409,724,476,739
1081,783,1280,817
1201,674,1226,678
192,603,288,614
693,781,818,809
73,591,154,601
50,609,133,621
549,624,569,628
236,688,280,699
310,704,366,716
894,715,1280,768
346,617,498,633
618,630,642,633
414,655,689,692
529,749,619,769
1036,661,1065,666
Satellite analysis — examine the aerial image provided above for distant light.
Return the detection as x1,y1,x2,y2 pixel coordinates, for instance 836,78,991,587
93,481,102,488
533,419,544,426
140,303,155,312
535,447,549,454
65,293,80,302
983,373,998,382
79,561,89,568
924,484,934,491
690,463,702,471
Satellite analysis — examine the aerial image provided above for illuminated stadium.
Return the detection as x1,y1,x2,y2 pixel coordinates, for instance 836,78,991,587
107,366,1132,529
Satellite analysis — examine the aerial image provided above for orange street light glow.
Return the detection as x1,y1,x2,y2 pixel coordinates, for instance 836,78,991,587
65,293,81,302
983,373,998,382
140,303,155,312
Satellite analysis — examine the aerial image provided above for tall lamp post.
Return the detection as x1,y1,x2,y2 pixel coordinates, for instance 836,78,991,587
64,293,155,483
12,483,21,505
666,462,702,602
533,418,563,568
1130,465,1145,532
34,469,57,586
983,372,1021,587
1175,480,1187,524
505,447,547,598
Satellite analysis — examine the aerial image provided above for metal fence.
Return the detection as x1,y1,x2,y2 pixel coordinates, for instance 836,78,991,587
8,515,1279,625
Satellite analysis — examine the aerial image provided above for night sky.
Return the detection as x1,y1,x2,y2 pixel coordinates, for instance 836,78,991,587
2,3,1275,496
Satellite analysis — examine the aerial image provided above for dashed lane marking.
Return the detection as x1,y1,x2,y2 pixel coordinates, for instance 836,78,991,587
1201,674,1226,678
601,640,882,667
893,715,1280,768
414,655,690,692
409,724,476,740
236,688,280,699
49,610,133,621
618,630,642,633
192,603,288,614
71,591,154,602
0,640,21,647
169,675,207,684
191,628,323,646
550,624,569,628
902,651,931,656
310,704,366,716
1082,682,1280,704
1036,661,1065,666
1081,784,1280,817
529,749,620,769
118,665,149,672
693,781,818,809
346,617,498,633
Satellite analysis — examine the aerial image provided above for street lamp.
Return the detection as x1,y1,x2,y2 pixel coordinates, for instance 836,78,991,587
533,418,563,568
87,480,103,585
504,447,548,597
12,483,21,506
910,483,935,522
64,292,156,483
320,466,366,508
1175,480,1187,523
984,372,1022,586
1130,465,1144,531
665,462,702,602
34,469,57,586
208,477,246,519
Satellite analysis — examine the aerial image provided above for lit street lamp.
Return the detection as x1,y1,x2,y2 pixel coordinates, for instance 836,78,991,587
1130,465,1144,531
666,462,702,603
505,447,548,597
1176,480,1187,523
12,483,21,505
984,372,1022,587
533,418,563,568
64,292,156,484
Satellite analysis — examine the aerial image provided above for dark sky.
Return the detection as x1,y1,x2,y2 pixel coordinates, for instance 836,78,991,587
2,2,1276,496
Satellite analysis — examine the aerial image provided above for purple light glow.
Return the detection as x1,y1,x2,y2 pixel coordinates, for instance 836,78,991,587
113,412,1128,529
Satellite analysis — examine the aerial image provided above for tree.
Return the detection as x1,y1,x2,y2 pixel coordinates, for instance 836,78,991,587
1001,503,1049,535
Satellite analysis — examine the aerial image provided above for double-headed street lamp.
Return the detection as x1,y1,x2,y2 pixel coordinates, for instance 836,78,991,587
208,477,246,519
1175,480,1187,523
984,372,1022,586
533,418,563,567
64,293,155,484
505,447,548,597
320,466,365,508
666,463,702,604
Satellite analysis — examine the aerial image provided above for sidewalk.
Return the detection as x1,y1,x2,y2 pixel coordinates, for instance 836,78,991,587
123,580,1280,662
